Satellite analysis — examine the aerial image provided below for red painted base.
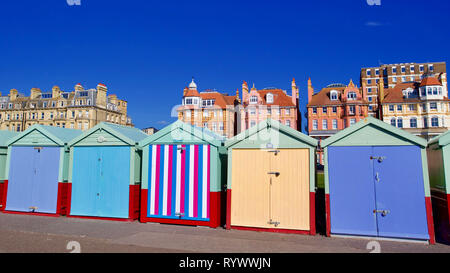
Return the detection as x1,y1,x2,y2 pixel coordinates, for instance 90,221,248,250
325,193,331,237
0,180,8,212
430,190,450,244
1,181,66,217
0,181,5,211
226,189,315,235
139,189,222,228
230,225,311,235
66,183,140,222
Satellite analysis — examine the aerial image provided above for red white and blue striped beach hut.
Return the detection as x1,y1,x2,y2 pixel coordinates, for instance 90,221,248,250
138,121,226,228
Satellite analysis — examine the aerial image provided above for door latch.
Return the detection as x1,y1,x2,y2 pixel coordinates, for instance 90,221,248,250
373,209,390,217
175,212,185,218
268,220,280,227
268,150,280,155
370,156,386,163
29,206,38,212
267,172,280,176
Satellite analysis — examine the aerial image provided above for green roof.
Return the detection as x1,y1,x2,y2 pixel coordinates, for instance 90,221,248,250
321,116,428,148
428,130,450,147
68,122,148,146
139,120,225,147
0,130,19,147
225,119,318,148
7,124,83,146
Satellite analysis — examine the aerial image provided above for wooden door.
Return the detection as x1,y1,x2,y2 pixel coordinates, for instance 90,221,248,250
270,149,310,231
231,149,271,228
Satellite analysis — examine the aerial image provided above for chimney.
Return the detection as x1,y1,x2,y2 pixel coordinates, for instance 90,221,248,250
52,86,61,99
308,78,314,103
96,83,108,108
291,78,298,106
9,89,18,101
242,81,249,103
31,88,42,100
378,80,385,103
75,83,84,92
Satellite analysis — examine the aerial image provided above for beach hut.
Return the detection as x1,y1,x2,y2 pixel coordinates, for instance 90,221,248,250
67,122,147,221
427,130,450,243
322,117,435,244
3,125,82,216
0,130,20,210
138,120,226,228
225,119,318,234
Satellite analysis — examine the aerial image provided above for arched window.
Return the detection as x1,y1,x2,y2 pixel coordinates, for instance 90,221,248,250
330,90,338,101
266,93,274,104
390,118,396,127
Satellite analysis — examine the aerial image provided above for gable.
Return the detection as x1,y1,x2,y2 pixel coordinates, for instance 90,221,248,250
11,129,60,146
328,124,419,147
71,128,130,146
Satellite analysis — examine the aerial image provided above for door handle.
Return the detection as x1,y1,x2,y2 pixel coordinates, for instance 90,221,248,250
373,209,389,217
375,172,380,183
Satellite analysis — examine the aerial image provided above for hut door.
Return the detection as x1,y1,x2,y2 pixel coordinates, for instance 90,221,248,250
269,149,310,231
147,145,211,221
96,146,130,218
328,146,378,236
372,146,429,240
230,149,271,228
6,146,60,213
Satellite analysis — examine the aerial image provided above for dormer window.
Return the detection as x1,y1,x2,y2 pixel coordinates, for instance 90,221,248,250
330,90,338,101
250,96,258,104
266,93,274,104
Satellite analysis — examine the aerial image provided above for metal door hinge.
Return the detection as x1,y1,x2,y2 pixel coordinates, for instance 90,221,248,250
373,209,390,217
370,156,386,163
268,220,280,227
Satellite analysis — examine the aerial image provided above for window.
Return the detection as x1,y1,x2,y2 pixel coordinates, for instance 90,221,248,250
203,122,208,129
433,87,438,95
266,93,274,104
369,105,373,111
367,79,372,85
423,117,428,128
79,91,88,97
397,105,402,111
432,117,439,127
430,102,437,110
392,67,397,73
428,88,432,95
41,113,44,119
330,91,338,100
402,76,406,82
429,64,434,72
285,108,290,115
312,107,317,114
367,87,371,94
439,87,443,95
350,119,356,126
267,108,272,115
219,123,224,131
410,118,417,128
212,123,217,132
410,66,415,73
249,108,256,115
420,65,424,72
392,77,397,83
322,120,328,130
389,105,394,112
185,98,193,105
250,96,258,104
408,104,416,111
332,119,338,130
322,107,327,114
286,120,291,127
312,120,318,130
375,69,379,76
347,92,357,100
410,76,415,81
84,123,88,130
250,121,256,128
397,118,403,128
401,66,405,73
332,106,337,113
349,105,355,115
366,69,371,76
391,118,396,127
368,97,373,102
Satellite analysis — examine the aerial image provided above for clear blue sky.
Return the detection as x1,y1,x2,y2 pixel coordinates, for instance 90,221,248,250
0,0,449,133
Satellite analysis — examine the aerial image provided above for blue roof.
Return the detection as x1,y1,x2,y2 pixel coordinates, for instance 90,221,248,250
0,130,19,147
38,125,83,143
103,122,148,142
